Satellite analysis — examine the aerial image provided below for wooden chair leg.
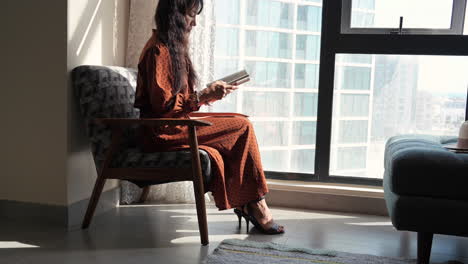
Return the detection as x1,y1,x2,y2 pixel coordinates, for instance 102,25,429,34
82,176,107,229
188,126,209,245
417,232,433,264
138,186,151,203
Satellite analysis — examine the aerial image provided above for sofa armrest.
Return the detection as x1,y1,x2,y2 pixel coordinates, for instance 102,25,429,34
385,145,468,200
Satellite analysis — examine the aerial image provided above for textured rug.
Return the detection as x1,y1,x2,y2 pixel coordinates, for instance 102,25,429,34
205,239,461,264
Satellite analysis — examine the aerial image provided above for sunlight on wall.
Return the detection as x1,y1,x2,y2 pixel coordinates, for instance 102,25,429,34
76,0,103,56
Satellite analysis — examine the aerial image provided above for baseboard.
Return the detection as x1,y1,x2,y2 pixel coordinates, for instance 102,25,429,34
0,188,120,228
267,188,389,216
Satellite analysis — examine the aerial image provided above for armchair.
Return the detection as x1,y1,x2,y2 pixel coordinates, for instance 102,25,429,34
72,65,216,245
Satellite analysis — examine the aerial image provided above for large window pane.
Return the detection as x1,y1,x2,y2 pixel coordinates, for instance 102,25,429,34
290,149,315,173
214,0,321,176
338,66,372,90
246,0,294,29
261,150,288,172
338,120,368,143
253,121,288,146
340,94,370,117
245,61,291,88
214,28,239,57
292,122,317,145
215,0,240,24
245,31,293,59
297,5,322,32
331,54,468,179
294,93,318,117
243,92,290,117
295,64,319,89
296,35,320,61
351,0,453,29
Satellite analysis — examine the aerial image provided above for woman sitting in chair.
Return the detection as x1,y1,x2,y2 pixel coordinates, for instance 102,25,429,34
134,0,284,234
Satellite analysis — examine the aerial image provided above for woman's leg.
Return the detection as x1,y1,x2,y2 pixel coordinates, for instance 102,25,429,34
195,116,284,232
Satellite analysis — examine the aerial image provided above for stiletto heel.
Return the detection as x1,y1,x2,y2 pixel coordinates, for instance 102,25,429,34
234,207,250,230
234,208,243,228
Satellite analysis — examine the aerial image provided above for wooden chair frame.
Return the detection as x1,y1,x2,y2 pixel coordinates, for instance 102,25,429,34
81,116,213,245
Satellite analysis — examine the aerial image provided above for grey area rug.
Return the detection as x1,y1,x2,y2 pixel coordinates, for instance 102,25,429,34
205,239,463,264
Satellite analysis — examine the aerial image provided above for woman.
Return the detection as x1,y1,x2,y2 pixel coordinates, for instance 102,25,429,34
134,0,284,234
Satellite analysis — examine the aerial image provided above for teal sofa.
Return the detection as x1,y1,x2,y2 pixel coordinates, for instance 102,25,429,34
384,135,468,264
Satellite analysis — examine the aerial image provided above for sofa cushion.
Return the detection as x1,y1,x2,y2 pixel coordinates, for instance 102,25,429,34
384,135,468,200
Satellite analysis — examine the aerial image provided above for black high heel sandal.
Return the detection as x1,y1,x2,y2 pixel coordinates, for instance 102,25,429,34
233,206,250,230
245,197,284,235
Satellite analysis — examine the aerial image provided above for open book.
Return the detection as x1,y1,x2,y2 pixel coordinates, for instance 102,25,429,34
207,69,250,87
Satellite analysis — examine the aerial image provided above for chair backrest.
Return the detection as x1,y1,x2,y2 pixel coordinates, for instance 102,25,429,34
72,65,139,171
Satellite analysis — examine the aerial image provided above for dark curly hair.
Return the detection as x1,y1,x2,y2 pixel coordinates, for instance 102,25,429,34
154,0,204,94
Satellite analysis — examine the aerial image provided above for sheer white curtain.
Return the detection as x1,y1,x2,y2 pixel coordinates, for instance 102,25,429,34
121,0,216,204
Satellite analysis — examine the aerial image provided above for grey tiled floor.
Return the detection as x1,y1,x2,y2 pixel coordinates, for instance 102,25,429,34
1,204,467,263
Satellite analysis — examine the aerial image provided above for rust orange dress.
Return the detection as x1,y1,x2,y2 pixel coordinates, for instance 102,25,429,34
134,30,268,210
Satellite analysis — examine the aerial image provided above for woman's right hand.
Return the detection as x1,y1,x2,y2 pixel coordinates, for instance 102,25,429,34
198,81,238,105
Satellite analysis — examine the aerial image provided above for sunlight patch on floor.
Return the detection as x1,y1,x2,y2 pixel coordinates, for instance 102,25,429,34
176,229,200,233
346,221,392,226
0,242,39,249
169,210,357,223
171,234,248,244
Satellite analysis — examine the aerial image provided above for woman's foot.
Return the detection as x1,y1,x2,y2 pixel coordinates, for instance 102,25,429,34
246,198,284,234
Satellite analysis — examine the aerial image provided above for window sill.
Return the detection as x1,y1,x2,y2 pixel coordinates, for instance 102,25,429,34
266,180,388,216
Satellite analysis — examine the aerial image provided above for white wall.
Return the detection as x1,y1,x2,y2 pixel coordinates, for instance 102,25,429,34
0,0,130,207
67,0,130,204
0,0,69,205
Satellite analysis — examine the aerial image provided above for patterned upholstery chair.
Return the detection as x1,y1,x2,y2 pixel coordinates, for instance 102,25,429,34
72,65,213,245
384,135,468,264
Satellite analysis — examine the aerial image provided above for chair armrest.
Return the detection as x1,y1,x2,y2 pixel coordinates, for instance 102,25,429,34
93,118,212,127
189,112,249,118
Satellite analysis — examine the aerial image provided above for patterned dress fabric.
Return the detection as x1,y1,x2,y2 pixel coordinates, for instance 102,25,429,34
134,31,269,210
72,65,211,188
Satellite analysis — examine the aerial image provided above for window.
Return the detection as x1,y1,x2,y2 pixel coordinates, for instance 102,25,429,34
341,0,467,34
331,54,468,179
213,0,468,185
213,0,321,174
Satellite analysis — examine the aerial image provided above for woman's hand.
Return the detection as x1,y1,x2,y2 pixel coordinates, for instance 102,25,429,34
198,81,238,105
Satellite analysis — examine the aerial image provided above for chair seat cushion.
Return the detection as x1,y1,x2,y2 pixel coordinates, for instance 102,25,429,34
384,135,468,200
111,148,212,187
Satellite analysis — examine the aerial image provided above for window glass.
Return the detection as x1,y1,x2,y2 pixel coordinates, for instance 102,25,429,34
294,93,318,117
245,31,293,59
292,122,317,145
213,0,321,174
295,64,319,89
331,54,468,178
215,28,239,57
296,35,321,61
297,5,322,32
351,0,454,29
215,0,240,24
246,0,294,29
245,61,291,88
242,92,290,117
